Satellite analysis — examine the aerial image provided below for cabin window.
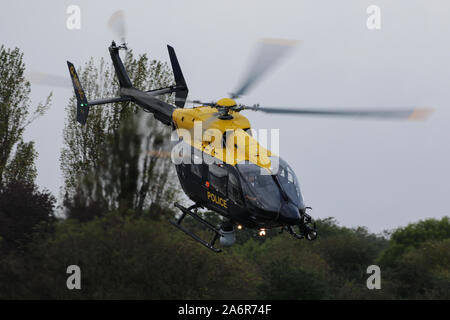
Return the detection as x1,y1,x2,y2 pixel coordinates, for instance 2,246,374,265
208,164,228,195
228,172,243,205
191,153,203,178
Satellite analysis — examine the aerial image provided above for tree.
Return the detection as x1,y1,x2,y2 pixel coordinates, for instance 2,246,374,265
316,227,387,280
5,213,261,299
378,217,450,267
3,141,37,184
376,217,450,299
0,45,51,186
258,256,327,300
0,182,56,251
379,239,450,299
61,52,180,219
0,45,55,254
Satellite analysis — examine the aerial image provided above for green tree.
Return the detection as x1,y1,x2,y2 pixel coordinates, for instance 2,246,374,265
316,227,386,281
378,239,450,299
2,213,261,299
0,182,56,251
3,141,37,184
377,217,450,299
259,256,327,300
378,217,450,267
0,45,51,185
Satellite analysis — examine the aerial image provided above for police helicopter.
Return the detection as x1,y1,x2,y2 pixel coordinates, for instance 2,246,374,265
47,12,432,252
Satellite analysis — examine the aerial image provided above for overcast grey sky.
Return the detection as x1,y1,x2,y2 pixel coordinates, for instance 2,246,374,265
1,0,450,233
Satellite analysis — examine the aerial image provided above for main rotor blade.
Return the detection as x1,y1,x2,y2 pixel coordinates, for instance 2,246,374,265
108,10,127,44
243,106,433,121
26,72,72,88
230,38,299,99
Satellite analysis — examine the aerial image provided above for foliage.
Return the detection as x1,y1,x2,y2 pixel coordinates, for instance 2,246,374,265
3,141,38,184
315,227,387,281
60,52,179,220
258,256,327,300
0,181,56,252
0,44,55,256
0,213,260,299
378,217,450,267
0,45,51,185
375,217,450,299
0,205,448,299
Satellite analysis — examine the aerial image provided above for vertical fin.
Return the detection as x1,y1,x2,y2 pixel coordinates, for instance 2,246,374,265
167,45,188,108
67,61,90,125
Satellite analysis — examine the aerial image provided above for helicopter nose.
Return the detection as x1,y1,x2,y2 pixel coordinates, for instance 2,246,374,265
279,202,301,225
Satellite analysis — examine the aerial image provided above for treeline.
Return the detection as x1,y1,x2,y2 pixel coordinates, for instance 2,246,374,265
1,205,449,299
0,45,449,299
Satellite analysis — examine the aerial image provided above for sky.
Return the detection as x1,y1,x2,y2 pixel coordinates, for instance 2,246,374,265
1,0,450,233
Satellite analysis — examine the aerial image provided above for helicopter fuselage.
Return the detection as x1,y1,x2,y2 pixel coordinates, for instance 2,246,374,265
171,104,307,230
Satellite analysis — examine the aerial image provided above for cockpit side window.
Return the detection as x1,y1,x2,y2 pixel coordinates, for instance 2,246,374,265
208,164,228,195
228,172,243,205
236,161,282,212
276,158,304,208
191,153,203,178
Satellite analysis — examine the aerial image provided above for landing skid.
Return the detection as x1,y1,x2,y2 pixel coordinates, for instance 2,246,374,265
170,202,223,253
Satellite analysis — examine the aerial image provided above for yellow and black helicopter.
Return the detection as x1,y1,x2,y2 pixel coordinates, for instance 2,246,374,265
63,13,431,252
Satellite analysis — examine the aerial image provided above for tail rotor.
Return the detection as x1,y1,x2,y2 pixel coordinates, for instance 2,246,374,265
108,10,128,49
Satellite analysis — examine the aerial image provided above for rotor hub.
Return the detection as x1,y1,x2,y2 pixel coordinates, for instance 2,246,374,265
214,98,237,120
216,98,237,108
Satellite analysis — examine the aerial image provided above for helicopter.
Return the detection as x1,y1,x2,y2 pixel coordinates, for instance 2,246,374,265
66,40,431,252
61,12,433,253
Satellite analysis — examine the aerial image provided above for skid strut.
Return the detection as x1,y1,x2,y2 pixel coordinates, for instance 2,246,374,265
281,211,318,241
170,202,223,253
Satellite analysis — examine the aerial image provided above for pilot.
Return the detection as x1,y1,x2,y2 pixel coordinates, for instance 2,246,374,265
247,175,256,187
244,175,258,202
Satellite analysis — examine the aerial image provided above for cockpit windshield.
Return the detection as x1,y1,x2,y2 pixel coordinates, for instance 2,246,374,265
271,157,305,209
236,158,305,212
236,161,281,212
